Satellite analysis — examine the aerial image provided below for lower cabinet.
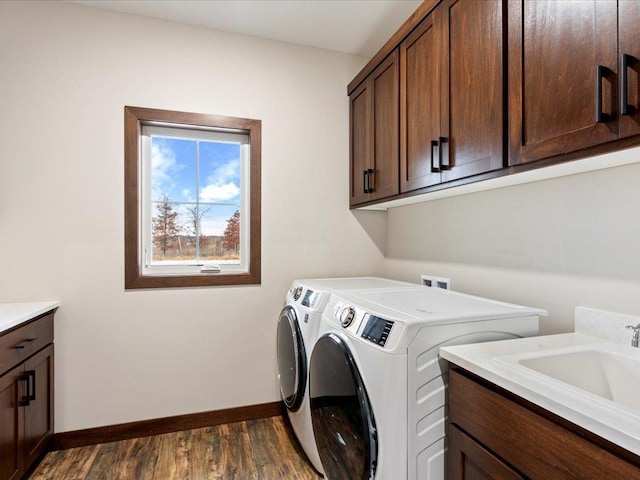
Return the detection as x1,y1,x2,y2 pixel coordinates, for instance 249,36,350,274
448,367,640,480
0,313,54,480
0,364,23,480
21,346,54,473
449,425,524,480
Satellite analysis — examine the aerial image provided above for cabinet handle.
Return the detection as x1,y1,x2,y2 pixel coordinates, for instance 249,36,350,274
621,54,637,115
362,170,368,194
14,338,36,349
27,370,36,401
431,139,440,172
364,168,374,193
595,65,611,123
19,375,30,406
438,137,450,170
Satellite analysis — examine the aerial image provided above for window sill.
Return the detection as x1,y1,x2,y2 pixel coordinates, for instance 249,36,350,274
124,271,261,289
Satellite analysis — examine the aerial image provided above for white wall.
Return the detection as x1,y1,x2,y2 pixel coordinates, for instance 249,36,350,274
384,153,640,335
0,1,385,432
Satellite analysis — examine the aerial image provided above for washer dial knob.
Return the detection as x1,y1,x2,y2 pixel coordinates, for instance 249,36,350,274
293,286,303,301
340,306,356,327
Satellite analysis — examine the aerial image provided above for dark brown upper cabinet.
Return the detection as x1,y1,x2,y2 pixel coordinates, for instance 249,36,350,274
619,0,640,139
399,12,441,192
348,0,640,209
508,0,640,165
349,50,400,207
400,0,505,193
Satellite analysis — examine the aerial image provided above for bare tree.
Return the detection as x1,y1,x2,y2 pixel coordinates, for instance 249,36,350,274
184,205,211,259
222,210,240,255
152,195,180,260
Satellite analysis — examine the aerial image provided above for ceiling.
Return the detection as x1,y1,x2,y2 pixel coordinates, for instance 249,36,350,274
67,0,422,58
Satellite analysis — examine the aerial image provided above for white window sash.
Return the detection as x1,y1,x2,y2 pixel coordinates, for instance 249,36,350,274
139,125,250,276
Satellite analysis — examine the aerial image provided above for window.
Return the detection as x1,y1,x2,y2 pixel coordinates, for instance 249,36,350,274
125,107,261,288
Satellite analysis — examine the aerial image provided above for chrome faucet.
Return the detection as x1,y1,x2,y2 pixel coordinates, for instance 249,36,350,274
626,324,640,347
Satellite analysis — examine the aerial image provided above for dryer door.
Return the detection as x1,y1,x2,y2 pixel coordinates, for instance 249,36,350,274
276,306,306,411
310,333,378,480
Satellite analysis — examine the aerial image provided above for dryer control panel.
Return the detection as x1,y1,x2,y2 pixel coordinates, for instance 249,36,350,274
361,314,394,347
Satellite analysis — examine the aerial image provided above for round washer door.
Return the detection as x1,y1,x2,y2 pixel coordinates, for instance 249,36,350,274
310,333,378,480
276,306,307,412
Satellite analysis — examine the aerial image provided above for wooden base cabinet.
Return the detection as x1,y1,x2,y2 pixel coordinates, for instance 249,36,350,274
0,313,54,480
0,365,22,480
449,425,524,480
448,368,640,480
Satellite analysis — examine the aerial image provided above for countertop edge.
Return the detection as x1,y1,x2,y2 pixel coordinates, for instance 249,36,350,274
0,301,60,334
440,335,640,456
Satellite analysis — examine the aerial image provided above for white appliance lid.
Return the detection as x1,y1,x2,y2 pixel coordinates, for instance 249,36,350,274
336,286,547,325
295,277,414,292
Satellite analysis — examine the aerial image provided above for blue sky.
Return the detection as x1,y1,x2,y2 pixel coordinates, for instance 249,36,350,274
150,136,241,236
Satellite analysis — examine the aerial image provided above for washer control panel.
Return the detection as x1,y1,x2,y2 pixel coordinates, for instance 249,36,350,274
301,289,319,308
361,314,394,347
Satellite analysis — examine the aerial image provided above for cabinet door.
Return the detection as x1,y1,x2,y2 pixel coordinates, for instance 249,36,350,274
369,50,400,202
400,13,441,192
619,0,640,139
508,0,618,165
449,425,524,480
22,345,54,469
440,0,505,182
0,366,24,480
349,80,371,206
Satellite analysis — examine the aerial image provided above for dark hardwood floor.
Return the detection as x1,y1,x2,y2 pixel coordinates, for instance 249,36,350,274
29,416,322,479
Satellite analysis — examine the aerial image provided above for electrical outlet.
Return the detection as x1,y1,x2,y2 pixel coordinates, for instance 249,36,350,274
421,275,435,287
421,274,451,290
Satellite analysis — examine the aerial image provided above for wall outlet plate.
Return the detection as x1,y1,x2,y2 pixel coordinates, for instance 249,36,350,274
421,274,450,290
421,275,435,287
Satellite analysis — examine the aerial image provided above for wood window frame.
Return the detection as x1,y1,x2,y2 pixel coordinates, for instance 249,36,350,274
124,106,261,289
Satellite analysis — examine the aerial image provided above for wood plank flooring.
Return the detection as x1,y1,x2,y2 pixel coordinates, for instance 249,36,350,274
29,416,322,480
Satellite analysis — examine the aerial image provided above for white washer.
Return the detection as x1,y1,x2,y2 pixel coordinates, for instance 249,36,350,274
276,277,415,474
309,286,547,480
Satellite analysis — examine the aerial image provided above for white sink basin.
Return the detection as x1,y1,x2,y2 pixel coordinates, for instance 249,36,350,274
496,344,640,414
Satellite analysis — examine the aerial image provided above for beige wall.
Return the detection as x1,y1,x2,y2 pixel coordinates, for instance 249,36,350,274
0,1,385,432
4,0,638,434
384,153,640,335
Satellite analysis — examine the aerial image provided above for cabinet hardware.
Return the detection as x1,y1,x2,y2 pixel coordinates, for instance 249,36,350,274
14,338,36,349
438,136,450,170
19,375,30,406
595,65,612,123
431,139,440,172
362,169,368,194
363,168,374,193
27,370,36,401
621,54,637,115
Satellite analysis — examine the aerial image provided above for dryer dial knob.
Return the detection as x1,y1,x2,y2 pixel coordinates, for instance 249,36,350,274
293,286,303,301
340,306,356,327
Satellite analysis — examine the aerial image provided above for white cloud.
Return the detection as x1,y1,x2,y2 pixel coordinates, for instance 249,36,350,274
207,159,239,185
151,142,178,200
200,182,240,202
182,188,192,201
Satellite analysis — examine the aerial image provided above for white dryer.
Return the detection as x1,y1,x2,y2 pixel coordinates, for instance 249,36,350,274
309,286,547,480
276,277,414,474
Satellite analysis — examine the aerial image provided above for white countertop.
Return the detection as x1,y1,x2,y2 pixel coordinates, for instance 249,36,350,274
440,332,640,455
0,301,60,334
